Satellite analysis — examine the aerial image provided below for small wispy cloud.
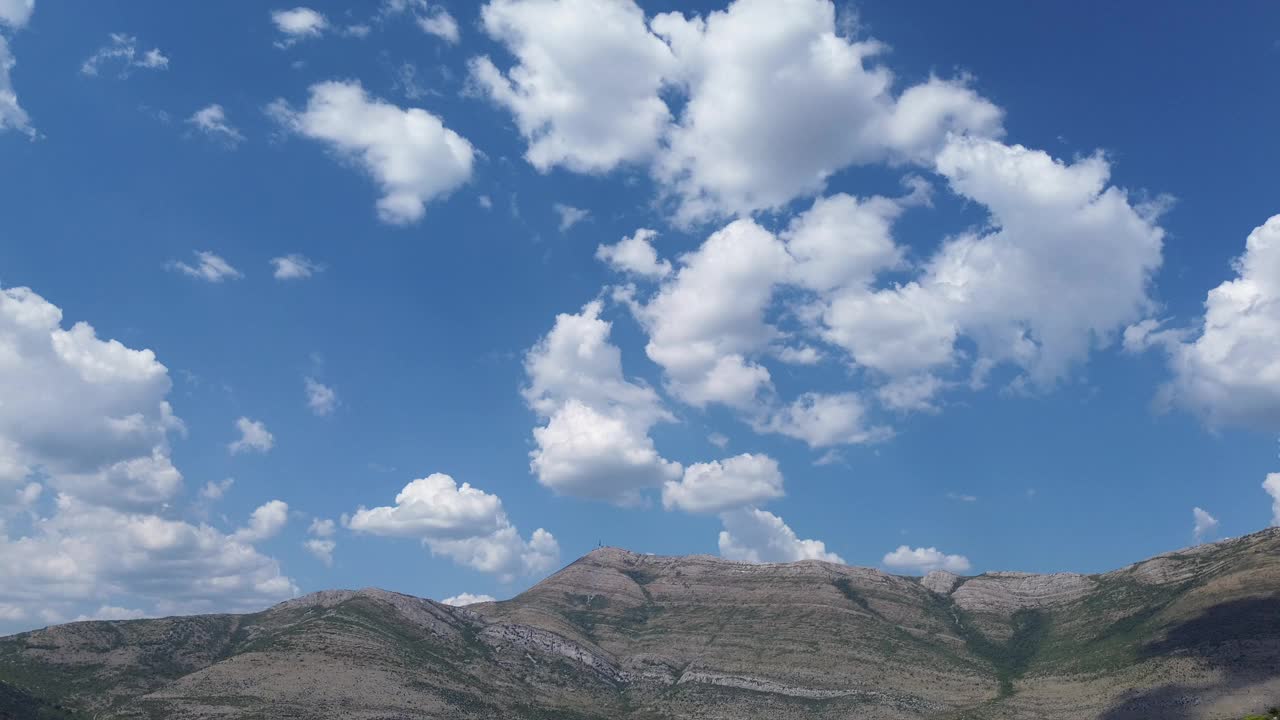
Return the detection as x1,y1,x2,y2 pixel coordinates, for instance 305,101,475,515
187,104,244,146
168,251,242,282
271,254,323,280
81,33,169,77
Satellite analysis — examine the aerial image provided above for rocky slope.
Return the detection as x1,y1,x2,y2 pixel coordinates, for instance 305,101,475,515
2,529,1279,719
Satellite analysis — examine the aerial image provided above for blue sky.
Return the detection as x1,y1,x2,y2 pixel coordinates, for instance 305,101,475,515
1,0,1278,630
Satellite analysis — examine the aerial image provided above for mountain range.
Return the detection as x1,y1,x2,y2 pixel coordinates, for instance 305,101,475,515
2,529,1278,719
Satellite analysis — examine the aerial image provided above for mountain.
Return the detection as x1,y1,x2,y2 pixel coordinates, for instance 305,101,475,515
2,529,1279,720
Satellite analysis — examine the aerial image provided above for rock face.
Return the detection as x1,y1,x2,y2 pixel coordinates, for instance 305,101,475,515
2,530,1280,720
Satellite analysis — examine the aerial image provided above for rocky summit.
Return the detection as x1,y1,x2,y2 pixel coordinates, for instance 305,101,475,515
2,529,1279,720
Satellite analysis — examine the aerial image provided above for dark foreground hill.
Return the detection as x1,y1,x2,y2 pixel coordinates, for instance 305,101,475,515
2,529,1280,720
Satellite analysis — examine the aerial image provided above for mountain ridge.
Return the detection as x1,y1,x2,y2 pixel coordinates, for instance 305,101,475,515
2,528,1278,719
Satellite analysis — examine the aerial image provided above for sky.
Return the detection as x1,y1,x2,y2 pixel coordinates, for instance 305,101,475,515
0,0,1278,632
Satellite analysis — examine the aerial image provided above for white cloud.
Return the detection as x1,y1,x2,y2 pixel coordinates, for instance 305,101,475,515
1157,216,1280,431
233,500,289,543
168,251,242,282
759,392,890,448
471,0,674,173
554,203,589,232
74,605,148,622
271,7,328,46
651,0,1000,223
718,508,842,563
819,137,1164,400
80,33,169,77
268,81,474,224
229,417,274,455
1265,474,1280,527
308,518,335,537
0,0,34,29
271,253,323,280
304,538,336,566
882,545,971,574
441,592,495,606
663,453,784,514
0,286,184,511
0,495,297,625
304,517,337,566
596,228,671,278
0,35,33,138
523,301,680,505
417,7,459,43
187,104,243,146
707,432,729,449
783,193,904,294
349,473,559,580
304,377,338,416
1192,506,1218,544
349,474,507,539
635,218,789,409
199,478,234,501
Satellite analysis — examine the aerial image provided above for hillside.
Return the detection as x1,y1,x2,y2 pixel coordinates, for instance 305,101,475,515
2,529,1279,719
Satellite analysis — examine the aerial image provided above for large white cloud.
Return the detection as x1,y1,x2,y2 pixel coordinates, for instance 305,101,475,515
662,453,783,514
0,286,298,629
524,301,680,505
817,137,1165,408
0,495,297,624
0,0,33,29
269,81,474,224
471,0,674,173
0,286,183,509
636,218,789,409
1156,216,1280,431
718,507,842,563
349,473,559,580
882,545,971,574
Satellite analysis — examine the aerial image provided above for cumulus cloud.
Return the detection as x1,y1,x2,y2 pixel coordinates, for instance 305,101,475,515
718,508,842,563
882,545,971,574
233,500,289,543
1192,506,1218,544
0,495,297,625
199,478,234,502
229,417,274,455
271,254,323,280
304,538,336,566
0,286,184,510
417,6,459,43
635,218,788,409
168,251,242,282
271,7,328,46
304,517,337,566
0,286,297,630
304,377,338,416
820,137,1164,403
80,33,169,77
0,34,33,137
268,81,474,224
523,301,680,505
1155,216,1280,431
0,0,34,29
759,392,891,448
596,229,671,278
187,104,243,146
349,473,559,580
663,453,784,514
1265,474,1280,527
471,0,674,173
74,605,148,622
441,592,495,606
